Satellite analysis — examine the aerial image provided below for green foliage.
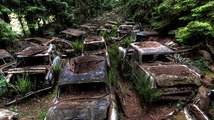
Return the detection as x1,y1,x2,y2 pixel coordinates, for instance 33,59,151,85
133,71,162,104
183,57,209,73
124,36,132,48
119,0,214,44
73,40,83,55
108,67,117,86
0,76,7,96
10,75,33,95
53,59,63,79
0,20,17,41
176,21,214,43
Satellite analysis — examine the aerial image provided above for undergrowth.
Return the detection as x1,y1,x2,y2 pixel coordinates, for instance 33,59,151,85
73,40,84,55
10,75,34,95
133,71,162,105
0,75,7,96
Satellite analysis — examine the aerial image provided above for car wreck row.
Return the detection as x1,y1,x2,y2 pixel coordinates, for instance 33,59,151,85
0,24,213,120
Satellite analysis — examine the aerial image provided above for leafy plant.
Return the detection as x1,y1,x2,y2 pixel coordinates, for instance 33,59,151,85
0,75,7,96
38,110,47,120
133,71,162,105
10,75,32,95
53,59,63,80
73,40,83,55
183,57,209,73
124,36,132,48
108,67,117,86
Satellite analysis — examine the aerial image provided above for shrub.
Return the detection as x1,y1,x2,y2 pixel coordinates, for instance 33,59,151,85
0,76,7,96
10,75,32,95
73,40,83,55
124,36,132,48
133,71,162,105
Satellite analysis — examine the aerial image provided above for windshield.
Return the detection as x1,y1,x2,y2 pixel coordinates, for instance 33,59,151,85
84,42,106,51
142,54,171,63
3,57,14,63
59,82,108,99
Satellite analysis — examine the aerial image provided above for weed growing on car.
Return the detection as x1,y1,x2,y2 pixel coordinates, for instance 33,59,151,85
53,60,63,80
0,75,7,96
133,71,162,105
73,40,84,55
10,75,33,95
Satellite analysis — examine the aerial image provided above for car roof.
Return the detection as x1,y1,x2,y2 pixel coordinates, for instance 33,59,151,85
83,36,105,44
131,41,174,55
0,49,13,59
59,55,107,85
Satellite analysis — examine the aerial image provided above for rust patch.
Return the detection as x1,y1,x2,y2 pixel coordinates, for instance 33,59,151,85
187,104,208,120
134,41,161,48
84,36,103,43
61,28,86,37
69,56,104,73
0,49,11,58
16,46,48,56
148,65,192,76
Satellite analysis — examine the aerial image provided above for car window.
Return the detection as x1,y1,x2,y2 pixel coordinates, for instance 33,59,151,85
17,56,49,67
0,59,5,65
59,82,108,99
84,43,105,51
3,57,14,63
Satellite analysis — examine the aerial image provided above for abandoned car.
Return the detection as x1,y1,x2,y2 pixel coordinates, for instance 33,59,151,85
121,41,201,100
0,49,16,75
166,103,209,120
83,36,110,67
59,28,86,40
45,55,118,120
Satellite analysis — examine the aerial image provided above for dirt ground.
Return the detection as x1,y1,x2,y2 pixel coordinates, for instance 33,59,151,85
2,89,56,120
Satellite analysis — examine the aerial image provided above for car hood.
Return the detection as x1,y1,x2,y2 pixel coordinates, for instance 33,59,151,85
46,96,110,120
84,49,107,56
142,64,201,87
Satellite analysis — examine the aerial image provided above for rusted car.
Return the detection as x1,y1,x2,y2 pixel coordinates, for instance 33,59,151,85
45,55,118,120
0,49,16,75
25,37,75,58
83,36,110,67
121,41,201,100
118,25,133,37
59,28,86,40
166,103,209,120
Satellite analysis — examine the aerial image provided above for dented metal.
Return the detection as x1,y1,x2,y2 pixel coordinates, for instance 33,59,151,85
46,55,118,120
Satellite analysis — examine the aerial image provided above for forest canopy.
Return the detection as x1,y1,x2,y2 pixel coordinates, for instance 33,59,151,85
0,0,114,42
119,0,214,44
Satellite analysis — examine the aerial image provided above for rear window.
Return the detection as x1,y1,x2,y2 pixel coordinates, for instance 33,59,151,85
84,43,105,51
59,82,108,99
0,59,4,65
3,57,14,63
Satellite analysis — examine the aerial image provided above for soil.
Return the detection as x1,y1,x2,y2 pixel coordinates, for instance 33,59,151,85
147,65,192,76
2,90,56,120
117,71,177,120
134,41,161,48
69,55,104,73
147,36,173,45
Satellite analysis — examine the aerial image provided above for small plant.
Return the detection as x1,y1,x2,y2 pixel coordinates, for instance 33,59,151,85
133,71,162,105
124,36,132,48
0,75,7,96
53,60,63,80
38,110,47,120
10,75,32,95
73,40,83,55
183,57,208,73
108,67,117,86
